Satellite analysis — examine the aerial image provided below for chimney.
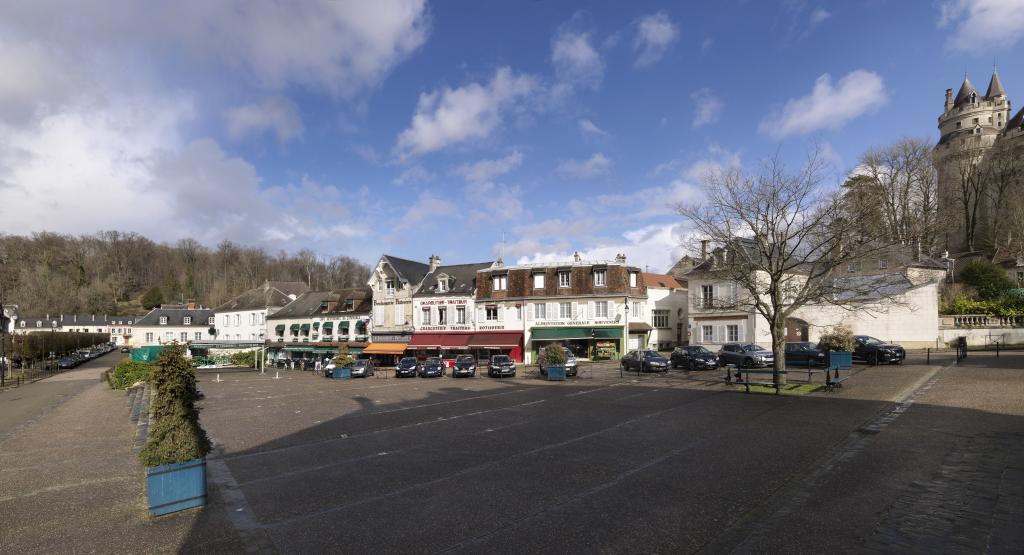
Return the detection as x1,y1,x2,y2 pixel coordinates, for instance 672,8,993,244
945,88,953,111
614,253,626,264
185,301,197,310
573,251,582,262
700,240,709,260
428,254,441,272
73,314,77,323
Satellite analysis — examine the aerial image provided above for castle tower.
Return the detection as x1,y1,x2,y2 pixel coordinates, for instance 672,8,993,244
935,70,1013,253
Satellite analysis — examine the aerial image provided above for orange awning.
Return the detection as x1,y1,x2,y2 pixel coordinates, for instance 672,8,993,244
363,343,408,355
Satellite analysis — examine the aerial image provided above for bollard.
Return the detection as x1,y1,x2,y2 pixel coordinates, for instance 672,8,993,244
996,342,1000,358
273,371,280,380
926,348,930,365
215,374,222,383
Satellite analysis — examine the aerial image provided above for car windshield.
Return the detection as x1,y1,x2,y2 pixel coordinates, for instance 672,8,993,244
689,346,712,355
456,355,475,363
563,348,574,356
353,360,368,367
742,344,766,352
426,357,441,364
643,351,661,358
492,356,511,363
399,357,416,365
860,336,883,345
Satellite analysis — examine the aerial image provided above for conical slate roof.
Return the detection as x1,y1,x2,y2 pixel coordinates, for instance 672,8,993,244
953,76,978,107
986,70,1006,99
1006,106,1024,132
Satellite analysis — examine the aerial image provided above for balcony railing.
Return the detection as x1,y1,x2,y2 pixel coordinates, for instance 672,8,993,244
940,314,1024,328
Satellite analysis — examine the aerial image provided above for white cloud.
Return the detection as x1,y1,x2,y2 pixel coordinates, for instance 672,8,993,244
690,88,723,128
552,28,604,91
938,0,1024,52
514,223,692,274
700,38,714,54
0,0,430,97
556,153,612,179
759,70,885,139
394,192,456,230
808,8,832,27
633,12,678,67
225,96,303,143
452,151,523,184
0,37,85,125
394,67,539,158
393,164,434,186
464,181,523,223
578,118,609,138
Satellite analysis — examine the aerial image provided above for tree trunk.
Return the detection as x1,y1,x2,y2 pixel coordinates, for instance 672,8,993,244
772,321,787,385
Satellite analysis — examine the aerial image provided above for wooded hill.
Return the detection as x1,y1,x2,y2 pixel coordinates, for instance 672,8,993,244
0,232,370,316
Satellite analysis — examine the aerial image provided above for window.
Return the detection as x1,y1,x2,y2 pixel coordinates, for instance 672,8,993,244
956,121,962,129
249,313,256,325
159,316,168,325
593,269,607,287
234,314,240,326
594,301,608,318
701,285,714,308
876,258,888,270
973,117,979,124
534,303,546,319
727,325,739,342
183,316,191,325
437,279,448,293
559,302,572,319
437,306,447,325
385,279,396,296
533,273,545,289
629,272,638,288
559,271,570,288
456,306,466,324
653,310,669,328
848,261,861,272
223,315,230,327
632,301,642,318
345,299,354,311
516,305,523,320
165,331,174,341
145,332,153,342
208,317,214,325
194,331,202,341
486,306,498,321
421,307,431,325
492,275,507,291
699,325,712,343
394,303,404,325
258,313,264,325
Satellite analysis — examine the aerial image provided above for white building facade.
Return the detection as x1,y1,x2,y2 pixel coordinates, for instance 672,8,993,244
133,307,216,347
214,281,308,342
642,273,688,351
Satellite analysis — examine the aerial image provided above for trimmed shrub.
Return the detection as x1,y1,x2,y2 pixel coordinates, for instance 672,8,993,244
230,350,257,368
539,343,567,368
110,358,152,389
959,261,1014,301
332,345,356,368
817,324,855,352
139,344,211,467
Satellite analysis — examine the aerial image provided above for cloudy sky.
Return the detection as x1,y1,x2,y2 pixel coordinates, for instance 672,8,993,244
2,0,1024,272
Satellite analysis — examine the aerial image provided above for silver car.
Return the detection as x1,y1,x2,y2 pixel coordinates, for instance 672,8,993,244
349,359,375,378
539,347,578,377
718,343,774,368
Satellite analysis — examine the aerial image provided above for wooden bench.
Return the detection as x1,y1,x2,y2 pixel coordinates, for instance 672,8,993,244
732,369,789,395
823,366,849,392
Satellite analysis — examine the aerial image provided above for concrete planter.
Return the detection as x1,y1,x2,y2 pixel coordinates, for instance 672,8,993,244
826,351,852,369
545,366,566,381
146,458,207,516
330,367,351,379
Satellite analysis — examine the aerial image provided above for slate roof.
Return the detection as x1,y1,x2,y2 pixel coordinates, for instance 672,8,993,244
15,314,144,328
135,308,214,327
953,76,979,107
382,255,431,285
214,280,309,312
414,262,493,297
986,70,1006,99
267,287,372,319
641,273,683,289
1006,107,1024,132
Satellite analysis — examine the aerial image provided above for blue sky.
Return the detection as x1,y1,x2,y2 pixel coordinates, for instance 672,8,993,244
2,0,1023,272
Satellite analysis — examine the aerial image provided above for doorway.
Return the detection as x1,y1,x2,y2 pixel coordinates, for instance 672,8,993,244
785,318,809,342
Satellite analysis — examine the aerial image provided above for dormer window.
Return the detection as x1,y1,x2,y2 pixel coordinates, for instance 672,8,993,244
159,316,168,325
970,92,977,103
437,278,448,293
492,275,507,291
558,271,571,288
629,272,638,288
183,316,191,325
533,273,544,289
593,269,607,287
345,299,354,310
207,317,214,325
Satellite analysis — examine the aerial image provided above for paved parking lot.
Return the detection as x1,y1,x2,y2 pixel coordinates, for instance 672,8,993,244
169,352,1022,553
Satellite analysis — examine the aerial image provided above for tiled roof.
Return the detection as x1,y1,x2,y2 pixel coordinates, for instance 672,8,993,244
641,272,683,289
267,287,372,319
415,262,493,297
135,308,214,327
382,255,430,285
214,281,309,312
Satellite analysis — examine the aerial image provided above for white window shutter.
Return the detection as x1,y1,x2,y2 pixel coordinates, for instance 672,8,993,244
589,301,595,319
572,302,578,319
526,304,533,321
717,324,726,343
548,303,556,319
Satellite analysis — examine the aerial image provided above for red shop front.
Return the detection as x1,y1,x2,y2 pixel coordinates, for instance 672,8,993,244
468,331,523,363
406,332,473,367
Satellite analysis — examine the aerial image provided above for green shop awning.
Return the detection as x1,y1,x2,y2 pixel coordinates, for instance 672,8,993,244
322,322,334,331
275,324,285,334
313,322,320,330
531,327,623,341
285,346,314,352
339,321,349,329
300,323,311,332
290,324,301,332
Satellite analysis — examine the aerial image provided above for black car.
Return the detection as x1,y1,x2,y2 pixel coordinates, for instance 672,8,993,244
395,357,418,378
452,354,477,378
58,357,78,369
487,355,516,378
621,350,670,373
670,345,719,370
718,343,774,368
784,342,826,367
852,335,905,365
418,357,445,378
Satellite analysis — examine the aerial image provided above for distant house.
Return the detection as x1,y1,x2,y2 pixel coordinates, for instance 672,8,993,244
213,281,308,342
641,273,687,350
266,287,372,361
133,305,215,347
367,254,433,346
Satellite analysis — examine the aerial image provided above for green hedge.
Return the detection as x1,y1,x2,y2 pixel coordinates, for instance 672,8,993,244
941,295,1024,316
139,344,211,467
110,358,152,389
230,351,257,368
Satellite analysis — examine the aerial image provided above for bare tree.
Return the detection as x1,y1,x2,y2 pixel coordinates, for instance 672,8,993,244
980,144,1023,251
676,149,904,385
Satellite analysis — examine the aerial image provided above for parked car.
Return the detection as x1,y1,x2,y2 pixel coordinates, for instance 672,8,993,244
852,335,905,365
784,342,826,367
395,357,418,378
452,355,477,378
349,359,375,378
487,355,516,378
670,345,719,370
718,343,774,368
418,357,445,378
58,357,77,369
621,350,670,373
120,346,131,353
539,347,578,377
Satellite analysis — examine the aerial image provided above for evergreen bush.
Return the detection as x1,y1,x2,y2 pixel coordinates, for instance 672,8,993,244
139,344,211,467
959,261,1014,301
540,343,567,368
816,324,855,352
110,358,152,389
230,350,257,368
333,345,356,367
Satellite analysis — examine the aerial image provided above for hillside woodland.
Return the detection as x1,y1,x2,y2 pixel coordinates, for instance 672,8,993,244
0,232,370,315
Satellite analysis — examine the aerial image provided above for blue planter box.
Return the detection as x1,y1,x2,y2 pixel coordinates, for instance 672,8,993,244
146,458,206,516
546,366,566,381
331,367,351,380
827,351,852,369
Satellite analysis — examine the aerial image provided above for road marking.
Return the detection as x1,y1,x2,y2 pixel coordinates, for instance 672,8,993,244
0,476,133,503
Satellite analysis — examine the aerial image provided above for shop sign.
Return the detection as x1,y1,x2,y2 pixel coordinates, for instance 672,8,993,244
478,325,507,331
418,325,472,331
419,299,469,306
534,319,615,327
